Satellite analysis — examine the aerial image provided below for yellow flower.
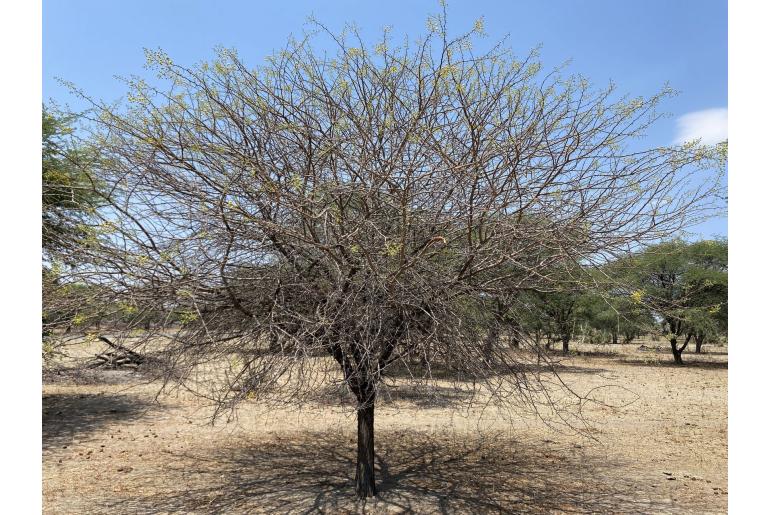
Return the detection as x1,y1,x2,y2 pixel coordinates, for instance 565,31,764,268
630,289,645,304
385,242,402,257
473,17,485,34
179,311,198,325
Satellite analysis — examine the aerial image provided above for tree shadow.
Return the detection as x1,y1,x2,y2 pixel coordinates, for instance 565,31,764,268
113,430,673,514
313,383,477,409
617,358,728,369
43,393,152,450
381,359,611,383
569,349,623,358
552,345,728,370
695,349,728,356
43,367,149,386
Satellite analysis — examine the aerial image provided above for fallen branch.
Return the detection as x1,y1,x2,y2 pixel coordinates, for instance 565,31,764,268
89,336,144,368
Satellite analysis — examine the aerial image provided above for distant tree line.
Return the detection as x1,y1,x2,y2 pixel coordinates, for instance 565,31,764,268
472,238,727,363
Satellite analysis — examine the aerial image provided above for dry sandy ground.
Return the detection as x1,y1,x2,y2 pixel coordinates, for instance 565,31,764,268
43,341,727,514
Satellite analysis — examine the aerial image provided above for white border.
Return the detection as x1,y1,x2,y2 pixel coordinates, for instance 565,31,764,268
0,0,43,512
6,0,760,511
728,1,770,513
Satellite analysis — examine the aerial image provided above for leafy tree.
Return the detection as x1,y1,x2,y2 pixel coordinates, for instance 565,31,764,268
42,106,100,257
580,293,654,344
625,239,727,364
61,11,724,497
531,290,582,354
682,240,728,353
42,107,104,358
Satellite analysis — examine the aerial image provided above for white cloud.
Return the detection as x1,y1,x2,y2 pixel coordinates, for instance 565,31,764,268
673,107,728,145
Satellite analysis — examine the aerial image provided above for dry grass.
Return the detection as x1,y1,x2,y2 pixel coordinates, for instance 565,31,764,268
43,340,727,514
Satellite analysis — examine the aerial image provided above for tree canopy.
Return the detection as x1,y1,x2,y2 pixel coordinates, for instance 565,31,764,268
55,12,726,497
42,106,100,257
621,239,727,363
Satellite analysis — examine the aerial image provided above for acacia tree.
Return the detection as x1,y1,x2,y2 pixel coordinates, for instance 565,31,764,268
686,308,721,353
624,239,727,364
43,107,101,255
42,107,104,359
58,11,725,497
531,290,581,354
684,240,728,353
580,292,654,344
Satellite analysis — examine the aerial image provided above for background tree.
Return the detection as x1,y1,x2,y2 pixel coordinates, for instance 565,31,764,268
42,106,100,256
42,107,103,359
580,293,654,344
530,290,581,354
59,11,725,498
683,240,728,353
624,239,727,364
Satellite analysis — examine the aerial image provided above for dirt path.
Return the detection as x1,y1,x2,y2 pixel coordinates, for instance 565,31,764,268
43,343,727,514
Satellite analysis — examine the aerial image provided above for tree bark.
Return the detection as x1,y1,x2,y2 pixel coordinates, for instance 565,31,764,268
670,334,691,365
695,334,705,354
355,402,377,498
484,325,499,359
670,340,682,365
562,335,570,355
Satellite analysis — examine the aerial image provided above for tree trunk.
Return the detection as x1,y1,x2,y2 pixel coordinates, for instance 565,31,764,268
695,334,705,354
484,325,499,359
511,330,520,348
670,334,691,365
611,329,618,345
670,338,683,365
355,402,377,498
562,335,570,355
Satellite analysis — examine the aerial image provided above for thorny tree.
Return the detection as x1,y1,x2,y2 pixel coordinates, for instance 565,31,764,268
55,12,725,498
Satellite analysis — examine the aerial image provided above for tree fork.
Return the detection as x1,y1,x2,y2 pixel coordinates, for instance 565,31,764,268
670,334,691,365
670,339,683,365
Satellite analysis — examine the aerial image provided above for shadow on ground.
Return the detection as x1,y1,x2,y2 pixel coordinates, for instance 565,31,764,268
618,358,728,370
381,359,611,384
43,392,152,449
313,383,478,409
558,345,728,370
112,430,672,514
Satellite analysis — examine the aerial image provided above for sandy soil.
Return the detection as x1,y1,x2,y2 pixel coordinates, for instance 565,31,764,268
43,341,727,514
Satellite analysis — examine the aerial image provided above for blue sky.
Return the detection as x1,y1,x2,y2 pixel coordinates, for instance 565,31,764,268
43,0,727,237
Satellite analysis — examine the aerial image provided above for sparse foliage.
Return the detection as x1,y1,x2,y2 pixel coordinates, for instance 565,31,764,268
54,10,725,497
